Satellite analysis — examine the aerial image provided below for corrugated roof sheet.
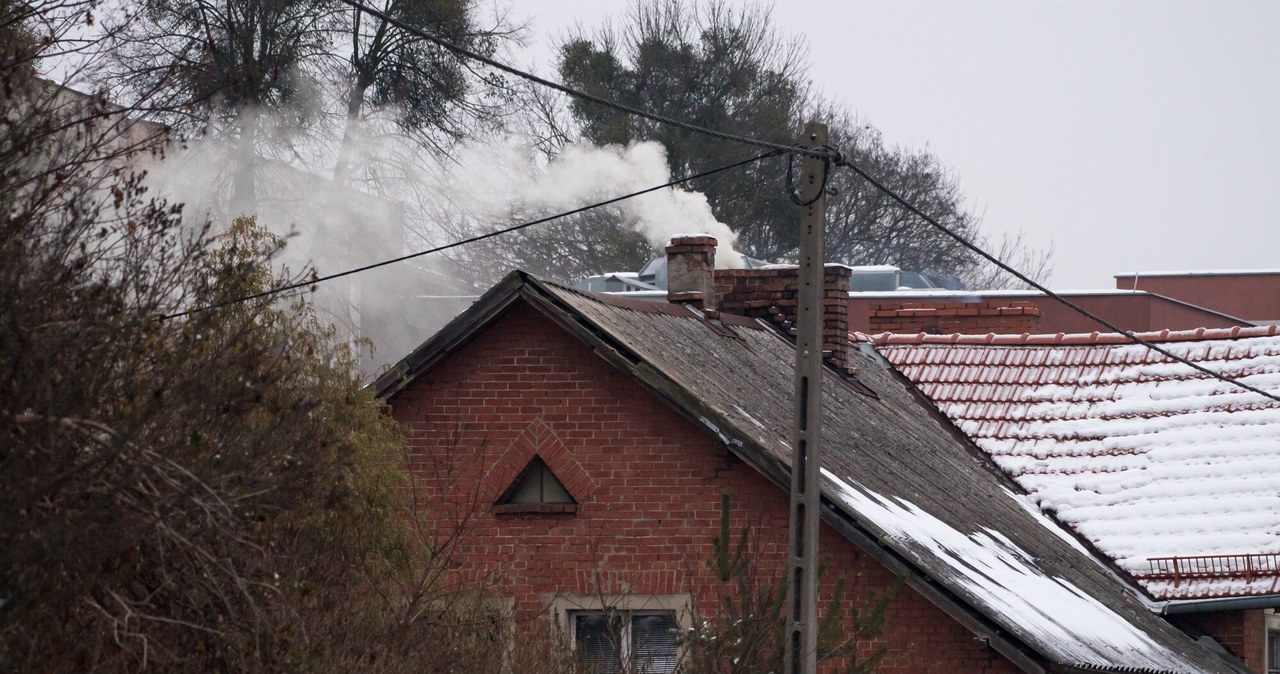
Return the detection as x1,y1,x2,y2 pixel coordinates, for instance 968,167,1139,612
874,328,1280,602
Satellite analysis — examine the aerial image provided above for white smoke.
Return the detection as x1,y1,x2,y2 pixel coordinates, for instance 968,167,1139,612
139,111,745,376
444,138,745,268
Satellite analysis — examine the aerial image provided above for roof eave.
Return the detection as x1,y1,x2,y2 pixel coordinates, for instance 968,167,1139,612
1160,594,1280,615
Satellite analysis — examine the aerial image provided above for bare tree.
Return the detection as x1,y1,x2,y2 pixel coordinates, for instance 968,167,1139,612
110,0,334,213
549,0,1052,286
328,0,523,183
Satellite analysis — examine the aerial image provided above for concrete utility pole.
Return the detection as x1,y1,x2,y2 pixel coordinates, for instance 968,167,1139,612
784,122,828,674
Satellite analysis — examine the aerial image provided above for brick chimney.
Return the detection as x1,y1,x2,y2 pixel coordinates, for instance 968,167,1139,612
665,235,718,311
715,265,852,369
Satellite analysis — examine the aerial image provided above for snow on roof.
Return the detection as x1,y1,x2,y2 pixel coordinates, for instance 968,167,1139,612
1115,269,1280,278
822,471,1204,672
848,288,1151,299
875,328,1280,600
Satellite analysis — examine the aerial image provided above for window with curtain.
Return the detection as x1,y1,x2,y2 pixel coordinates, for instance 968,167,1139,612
573,611,678,674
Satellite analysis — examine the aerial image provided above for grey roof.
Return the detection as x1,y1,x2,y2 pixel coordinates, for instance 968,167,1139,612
375,272,1247,674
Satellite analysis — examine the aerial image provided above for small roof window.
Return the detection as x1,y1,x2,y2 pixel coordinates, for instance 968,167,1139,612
495,457,576,514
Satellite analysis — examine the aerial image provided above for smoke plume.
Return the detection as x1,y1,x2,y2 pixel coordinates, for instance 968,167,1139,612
141,111,744,377
444,139,745,268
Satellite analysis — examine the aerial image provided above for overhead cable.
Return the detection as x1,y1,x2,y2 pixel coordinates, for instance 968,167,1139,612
835,160,1280,404
160,150,783,320
333,0,832,161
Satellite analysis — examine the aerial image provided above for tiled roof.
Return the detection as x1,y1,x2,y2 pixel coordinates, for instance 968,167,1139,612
873,327,1280,601
871,324,1280,345
378,272,1248,673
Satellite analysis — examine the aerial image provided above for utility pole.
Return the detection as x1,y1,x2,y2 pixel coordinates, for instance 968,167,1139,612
785,122,828,674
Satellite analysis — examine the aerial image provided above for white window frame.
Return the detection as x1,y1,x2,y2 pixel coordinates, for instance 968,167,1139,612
548,593,691,673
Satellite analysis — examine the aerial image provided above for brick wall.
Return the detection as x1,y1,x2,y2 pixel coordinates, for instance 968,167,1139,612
389,301,1017,673
715,266,852,368
1169,609,1266,672
869,300,1042,335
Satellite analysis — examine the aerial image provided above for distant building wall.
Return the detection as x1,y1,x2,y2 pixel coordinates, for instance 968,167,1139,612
1116,272,1280,325
864,299,1041,335
850,292,1248,335
1168,609,1266,672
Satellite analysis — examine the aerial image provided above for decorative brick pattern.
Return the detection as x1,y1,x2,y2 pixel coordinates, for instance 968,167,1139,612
479,418,595,504
869,300,1042,335
390,302,1017,673
715,266,852,369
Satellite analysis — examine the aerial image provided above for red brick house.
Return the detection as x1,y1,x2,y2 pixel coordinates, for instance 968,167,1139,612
375,239,1247,673
873,327,1280,672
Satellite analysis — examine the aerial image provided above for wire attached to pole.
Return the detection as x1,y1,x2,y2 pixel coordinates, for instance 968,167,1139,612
786,151,831,207
833,158,1280,404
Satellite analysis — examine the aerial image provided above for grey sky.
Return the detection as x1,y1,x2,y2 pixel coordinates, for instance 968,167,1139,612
516,0,1280,289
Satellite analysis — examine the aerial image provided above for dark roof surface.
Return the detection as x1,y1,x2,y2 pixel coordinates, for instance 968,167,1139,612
376,272,1246,674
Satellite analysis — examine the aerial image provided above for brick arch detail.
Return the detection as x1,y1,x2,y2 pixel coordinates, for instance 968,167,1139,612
480,419,596,504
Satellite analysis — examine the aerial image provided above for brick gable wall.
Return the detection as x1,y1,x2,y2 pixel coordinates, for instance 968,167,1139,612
390,302,1017,673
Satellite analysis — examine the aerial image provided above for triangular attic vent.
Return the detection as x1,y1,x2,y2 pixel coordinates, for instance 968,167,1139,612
497,457,575,505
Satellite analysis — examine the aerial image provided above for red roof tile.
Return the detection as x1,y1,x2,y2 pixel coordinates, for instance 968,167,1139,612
874,328,1280,600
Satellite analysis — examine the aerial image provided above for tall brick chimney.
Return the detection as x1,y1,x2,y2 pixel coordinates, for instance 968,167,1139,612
715,265,852,369
665,235,717,311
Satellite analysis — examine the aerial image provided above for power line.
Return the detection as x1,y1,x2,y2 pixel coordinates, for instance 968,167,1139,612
161,150,782,321
835,159,1280,404
334,0,833,162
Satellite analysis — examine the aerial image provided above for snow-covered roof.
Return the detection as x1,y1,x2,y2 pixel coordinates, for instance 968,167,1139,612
1115,269,1280,278
848,288,1151,299
874,325,1280,601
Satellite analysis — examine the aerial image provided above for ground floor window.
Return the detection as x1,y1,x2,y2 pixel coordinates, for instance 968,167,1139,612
549,594,689,674
573,610,678,674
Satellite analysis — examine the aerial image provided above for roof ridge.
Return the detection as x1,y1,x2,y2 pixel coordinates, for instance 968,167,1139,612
863,324,1280,346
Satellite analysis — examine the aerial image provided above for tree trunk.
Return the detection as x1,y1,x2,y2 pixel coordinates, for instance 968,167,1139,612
332,81,366,185
230,106,259,217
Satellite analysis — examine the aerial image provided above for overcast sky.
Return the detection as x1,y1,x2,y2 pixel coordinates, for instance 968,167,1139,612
514,0,1279,289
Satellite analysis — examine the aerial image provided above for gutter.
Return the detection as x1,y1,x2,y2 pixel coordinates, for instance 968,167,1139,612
1160,594,1280,615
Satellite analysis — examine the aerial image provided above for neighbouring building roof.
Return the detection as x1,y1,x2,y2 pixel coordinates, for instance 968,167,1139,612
845,289,1250,335
376,272,1247,674
1114,270,1280,326
873,326,1280,603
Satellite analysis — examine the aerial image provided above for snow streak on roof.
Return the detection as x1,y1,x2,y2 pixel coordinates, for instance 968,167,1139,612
875,326,1280,601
